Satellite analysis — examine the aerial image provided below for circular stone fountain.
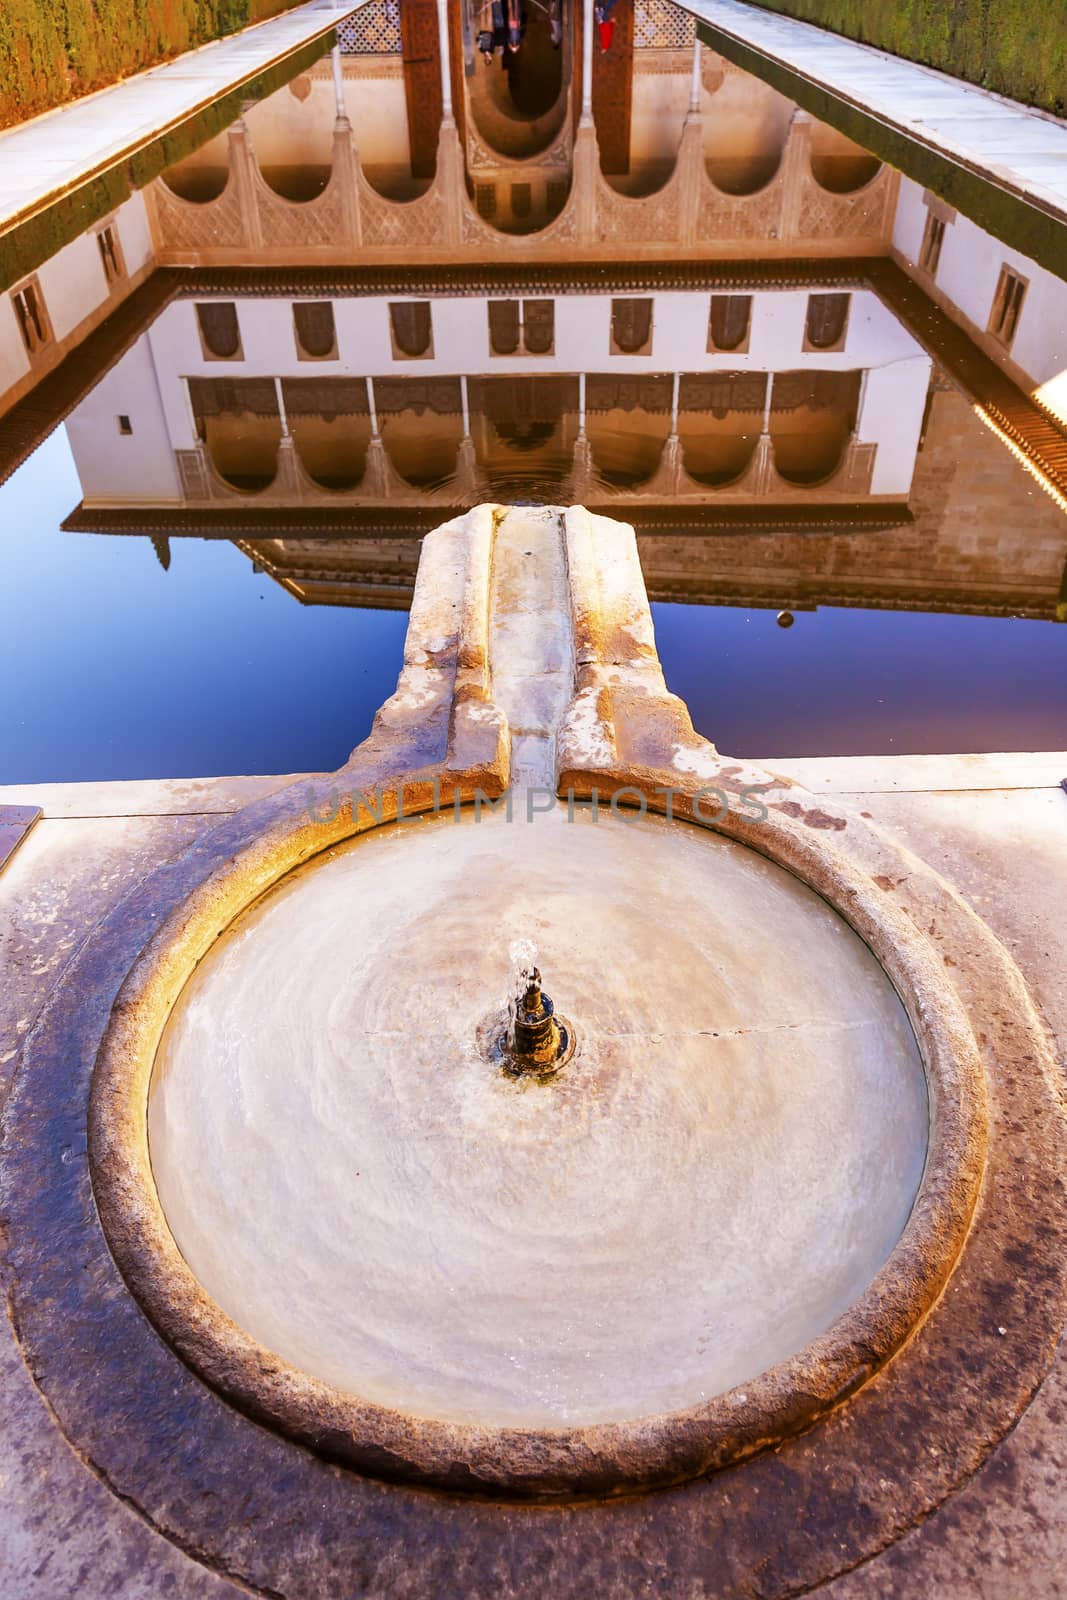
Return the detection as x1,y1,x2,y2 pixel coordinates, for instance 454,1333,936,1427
147,802,928,1453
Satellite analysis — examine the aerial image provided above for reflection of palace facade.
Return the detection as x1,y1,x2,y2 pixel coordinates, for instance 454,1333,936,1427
60,283,930,515
154,0,892,260
3,0,1066,629
59,280,1067,624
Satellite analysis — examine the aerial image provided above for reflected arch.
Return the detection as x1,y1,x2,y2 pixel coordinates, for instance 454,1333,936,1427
678,372,766,485
769,370,862,485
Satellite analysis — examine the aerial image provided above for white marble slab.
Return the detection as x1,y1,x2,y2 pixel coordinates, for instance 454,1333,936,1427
0,0,363,234
685,0,1067,221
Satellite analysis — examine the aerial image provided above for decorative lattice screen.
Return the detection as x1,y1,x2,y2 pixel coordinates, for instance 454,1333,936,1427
337,0,402,55
633,0,696,49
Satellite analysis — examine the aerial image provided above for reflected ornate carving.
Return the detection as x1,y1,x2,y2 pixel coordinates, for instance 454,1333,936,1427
255,178,345,250
153,179,246,251
360,182,446,247
698,178,784,243
467,120,572,172
795,169,894,240
595,176,681,243
149,114,894,260
175,448,212,501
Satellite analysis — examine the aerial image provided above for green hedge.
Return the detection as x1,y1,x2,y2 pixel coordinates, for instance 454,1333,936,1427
743,0,1066,116
0,0,303,130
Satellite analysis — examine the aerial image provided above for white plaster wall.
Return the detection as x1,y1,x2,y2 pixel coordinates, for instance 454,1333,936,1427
114,191,155,277
39,233,113,343
0,299,31,396
859,358,930,494
34,192,154,345
1,193,153,408
64,339,183,505
893,175,1067,402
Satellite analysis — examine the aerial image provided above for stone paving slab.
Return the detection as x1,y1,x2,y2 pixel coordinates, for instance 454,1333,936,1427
0,0,362,235
0,756,1064,1595
0,805,41,873
685,0,1067,223
0,773,311,818
765,750,1067,794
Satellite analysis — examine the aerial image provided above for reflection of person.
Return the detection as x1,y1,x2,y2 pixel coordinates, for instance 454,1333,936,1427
506,0,524,53
478,0,507,62
595,0,617,53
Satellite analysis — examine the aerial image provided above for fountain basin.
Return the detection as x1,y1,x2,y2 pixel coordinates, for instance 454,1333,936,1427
85,506,988,1500
140,801,929,1455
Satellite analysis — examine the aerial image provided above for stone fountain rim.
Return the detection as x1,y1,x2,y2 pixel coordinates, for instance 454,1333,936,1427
85,768,988,1501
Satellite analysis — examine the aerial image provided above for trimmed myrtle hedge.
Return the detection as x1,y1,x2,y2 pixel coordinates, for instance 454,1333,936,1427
0,0,303,130
743,0,1066,116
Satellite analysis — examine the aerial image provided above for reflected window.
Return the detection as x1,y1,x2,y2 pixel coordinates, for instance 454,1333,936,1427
708,295,752,353
804,293,850,352
293,301,337,361
988,266,1027,348
523,299,554,355
488,299,555,357
11,277,51,356
96,224,126,286
611,298,653,356
117,414,133,435
389,301,433,359
919,213,946,278
489,300,521,356
196,301,242,361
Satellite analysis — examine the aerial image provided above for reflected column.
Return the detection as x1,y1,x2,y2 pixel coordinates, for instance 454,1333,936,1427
753,370,774,493
659,371,683,493
331,44,347,120
456,374,481,499
581,0,594,125
436,0,454,124
690,35,702,113
363,375,391,498
571,371,594,499
273,376,301,497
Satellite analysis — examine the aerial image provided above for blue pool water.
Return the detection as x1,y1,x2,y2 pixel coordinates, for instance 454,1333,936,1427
2,427,1065,783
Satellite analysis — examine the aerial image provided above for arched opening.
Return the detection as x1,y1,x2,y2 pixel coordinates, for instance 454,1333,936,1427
468,0,568,160
188,378,281,492
389,301,434,359
708,294,753,355
678,372,767,485
606,13,688,198
769,370,861,485
804,292,851,352
469,374,578,496
195,302,242,361
376,378,464,487
808,121,881,193
703,75,792,194
282,380,371,491
245,79,335,200
585,375,673,486
161,131,230,202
